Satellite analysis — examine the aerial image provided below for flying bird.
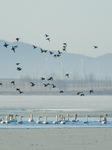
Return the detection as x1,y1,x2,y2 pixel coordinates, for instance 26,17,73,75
16,63,20,65
11,81,15,85
16,38,20,42
47,77,53,80
65,73,69,78
30,82,35,87
89,90,94,94
0,83,2,85
58,50,62,54
63,43,67,46
45,34,49,37
43,83,50,87
52,84,56,88
4,43,9,48
77,92,83,95
41,77,45,80
94,46,98,49
49,51,54,55
46,37,50,41
32,45,37,49
59,90,64,93
17,67,22,71
80,93,85,96
11,46,16,52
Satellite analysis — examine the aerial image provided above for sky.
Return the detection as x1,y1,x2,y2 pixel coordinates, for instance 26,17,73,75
0,0,112,57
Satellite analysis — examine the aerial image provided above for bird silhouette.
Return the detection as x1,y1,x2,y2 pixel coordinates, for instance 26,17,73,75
77,92,83,95
30,82,35,87
58,50,62,54
0,83,2,85
17,67,22,71
4,43,9,48
32,45,37,49
16,88,20,91
19,90,23,94
45,34,49,37
43,83,50,87
16,38,20,41
11,46,16,52
41,77,45,80
59,90,64,93
47,77,53,80
63,43,67,46
49,51,54,55
94,46,98,49
11,81,15,85
89,90,94,94
46,37,50,41
65,73,69,78
52,84,56,88
16,63,20,65
80,93,85,96
40,48,44,53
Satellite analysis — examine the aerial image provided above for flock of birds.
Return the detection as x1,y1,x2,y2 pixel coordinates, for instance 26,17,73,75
0,35,97,95
0,113,108,125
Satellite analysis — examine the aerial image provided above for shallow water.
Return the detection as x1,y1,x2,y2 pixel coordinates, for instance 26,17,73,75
0,96,112,128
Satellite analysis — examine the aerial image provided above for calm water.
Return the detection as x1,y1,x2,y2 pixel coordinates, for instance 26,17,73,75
0,96,112,128
0,95,112,111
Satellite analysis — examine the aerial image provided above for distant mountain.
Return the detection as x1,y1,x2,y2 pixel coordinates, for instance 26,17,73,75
0,39,112,79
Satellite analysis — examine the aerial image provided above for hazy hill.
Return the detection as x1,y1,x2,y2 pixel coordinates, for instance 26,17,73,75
0,39,112,80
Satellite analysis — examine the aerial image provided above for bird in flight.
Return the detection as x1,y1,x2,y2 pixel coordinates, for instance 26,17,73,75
11,81,15,85
45,34,49,37
59,90,64,93
52,84,56,88
89,90,94,94
47,77,53,80
0,83,2,85
65,73,69,78
41,77,45,80
58,50,62,54
43,83,50,87
94,46,98,49
46,37,50,42
30,82,35,87
77,92,83,95
49,51,54,55
32,45,37,49
17,67,22,71
16,38,20,42
11,46,16,52
16,63,20,65
4,43,9,48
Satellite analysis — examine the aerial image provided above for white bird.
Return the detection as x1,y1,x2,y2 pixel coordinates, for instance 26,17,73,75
60,117,65,124
1,117,5,123
71,113,79,122
58,115,63,122
5,115,10,123
36,116,42,124
102,114,108,124
65,114,70,122
83,115,90,123
10,114,18,122
17,116,23,124
97,115,102,122
28,114,34,122
53,116,59,124
43,116,48,124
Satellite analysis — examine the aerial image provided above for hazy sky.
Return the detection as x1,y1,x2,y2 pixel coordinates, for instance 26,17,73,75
0,0,112,57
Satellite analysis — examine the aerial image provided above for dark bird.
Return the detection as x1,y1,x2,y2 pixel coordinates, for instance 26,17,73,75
43,83,50,87
58,50,62,54
41,77,45,80
65,74,69,78
11,46,16,52
16,88,20,91
30,82,35,87
19,90,23,94
49,51,54,55
47,77,53,80
16,38,20,42
33,45,37,49
77,92,83,95
0,83,2,85
63,43,67,46
94,46,98,49
80,93,85,96
89,90,94,94
63,48,66,52
53,54,57,58
63,45,66,49
4,43,9,48
17,67,22,71
11,81,15,85
59,90,64,93
40,48,44,53
45,34,49,37
46,37,50,41
16,63,20,65
52,84,56,88
57,54,61,57
14,45,18,48
44,50,47,53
